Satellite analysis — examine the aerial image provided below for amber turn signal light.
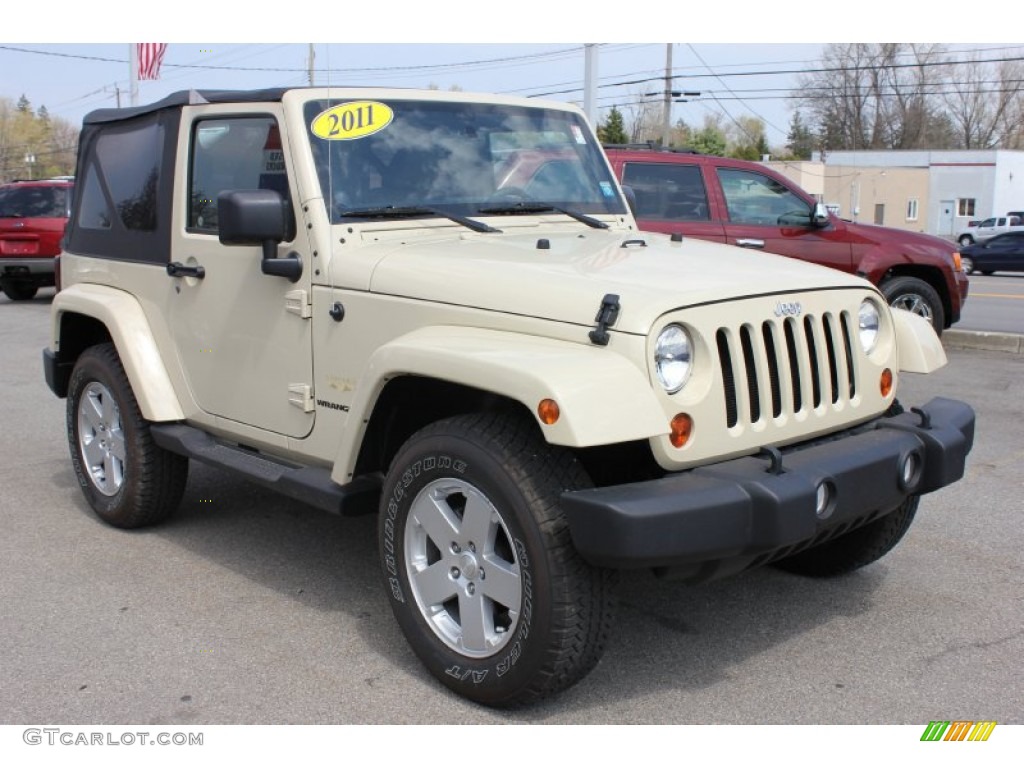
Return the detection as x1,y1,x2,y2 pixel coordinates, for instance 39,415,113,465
669,413,693,448
880,368,893,397
537,399,560,425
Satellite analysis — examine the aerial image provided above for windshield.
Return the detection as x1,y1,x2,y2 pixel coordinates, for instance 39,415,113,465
0,185,70,218
303,98,626,224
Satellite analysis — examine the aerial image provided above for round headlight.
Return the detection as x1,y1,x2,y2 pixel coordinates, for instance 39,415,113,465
654,324,693,393
858,300,880,354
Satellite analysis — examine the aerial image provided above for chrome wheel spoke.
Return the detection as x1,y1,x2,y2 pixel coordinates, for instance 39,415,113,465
109,430,126,463
82,435,106,467
480,557,520,612
458,591,489,652
412,560,457,607
459,492,496,552
81,393,104,432
411,492,460,548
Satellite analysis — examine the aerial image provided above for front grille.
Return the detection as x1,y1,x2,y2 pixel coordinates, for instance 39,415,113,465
717,312,857,429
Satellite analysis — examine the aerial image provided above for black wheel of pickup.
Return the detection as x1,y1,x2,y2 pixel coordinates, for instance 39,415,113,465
379,412,616,707
67,343,188,528
774,496,919,578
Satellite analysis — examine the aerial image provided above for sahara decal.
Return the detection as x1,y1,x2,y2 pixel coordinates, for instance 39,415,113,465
310,101,394,141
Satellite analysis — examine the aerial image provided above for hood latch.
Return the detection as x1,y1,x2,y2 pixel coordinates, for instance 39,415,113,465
589,293,621,346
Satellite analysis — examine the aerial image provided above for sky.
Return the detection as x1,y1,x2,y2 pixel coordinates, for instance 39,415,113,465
4,3,1013,149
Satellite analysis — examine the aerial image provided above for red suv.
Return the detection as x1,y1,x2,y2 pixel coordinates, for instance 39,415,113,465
0,178,74,300
604,146,968,333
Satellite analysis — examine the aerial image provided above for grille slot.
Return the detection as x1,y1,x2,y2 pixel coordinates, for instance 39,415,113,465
717,311,856,429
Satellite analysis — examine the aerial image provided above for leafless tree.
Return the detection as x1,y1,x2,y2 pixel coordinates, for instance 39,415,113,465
943,56,1024,149
795,43,1024,151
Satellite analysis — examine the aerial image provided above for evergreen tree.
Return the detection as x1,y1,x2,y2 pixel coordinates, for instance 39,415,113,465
597,107,628,145
690,125,726,156
786,112,816,159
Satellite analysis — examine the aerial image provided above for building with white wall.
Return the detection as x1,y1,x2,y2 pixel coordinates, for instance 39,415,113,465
814,150,1024,238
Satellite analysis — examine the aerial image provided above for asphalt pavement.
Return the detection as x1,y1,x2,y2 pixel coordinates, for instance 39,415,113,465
1,289,1021,730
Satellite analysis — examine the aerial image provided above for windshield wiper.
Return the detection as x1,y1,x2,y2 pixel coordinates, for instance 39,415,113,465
476,202,608,229
337,205,501,234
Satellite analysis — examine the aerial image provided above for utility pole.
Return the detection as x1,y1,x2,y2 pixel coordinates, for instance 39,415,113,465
645,45,699,148
583,44,598,128
662,44,673,147
308,44,316,87
129,44,139,106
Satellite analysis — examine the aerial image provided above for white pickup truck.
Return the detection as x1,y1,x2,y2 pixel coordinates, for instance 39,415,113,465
957,214,1024,246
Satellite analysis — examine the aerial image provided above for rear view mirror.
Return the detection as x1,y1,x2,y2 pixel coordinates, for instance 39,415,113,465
812,202,830,228
218,189,302,282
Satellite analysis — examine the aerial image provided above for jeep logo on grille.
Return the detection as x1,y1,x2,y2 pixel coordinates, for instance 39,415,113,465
774,301,803,318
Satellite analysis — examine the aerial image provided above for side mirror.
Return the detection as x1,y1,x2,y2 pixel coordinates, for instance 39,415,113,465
811,202,830,228
620,185,638,217
218,190,302,282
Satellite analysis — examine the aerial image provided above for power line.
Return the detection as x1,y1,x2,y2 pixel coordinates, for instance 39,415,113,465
525,52,1024,99
0,43,587,74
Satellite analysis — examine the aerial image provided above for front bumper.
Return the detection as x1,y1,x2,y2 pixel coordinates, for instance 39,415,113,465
562,397,974,576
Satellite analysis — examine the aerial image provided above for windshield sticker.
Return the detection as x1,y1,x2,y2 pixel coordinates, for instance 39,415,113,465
311,101,394,141
599,181,615,198
571,125,586,145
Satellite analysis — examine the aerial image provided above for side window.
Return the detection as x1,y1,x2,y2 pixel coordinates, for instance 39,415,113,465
620,162,709,221
189,116,291,233
718,168,810,226
98,126,162,231
77,120,163,232
76,164,112,230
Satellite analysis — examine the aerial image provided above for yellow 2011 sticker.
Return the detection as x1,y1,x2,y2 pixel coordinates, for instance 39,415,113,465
310,101,393,140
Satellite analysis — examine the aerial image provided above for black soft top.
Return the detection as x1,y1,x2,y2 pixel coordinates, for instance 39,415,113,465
83,88,293,124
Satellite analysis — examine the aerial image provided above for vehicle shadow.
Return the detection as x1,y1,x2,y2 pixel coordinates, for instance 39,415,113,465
88,460,888,722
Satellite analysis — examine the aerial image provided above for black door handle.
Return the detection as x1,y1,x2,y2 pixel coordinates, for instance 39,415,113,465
166,262,206,279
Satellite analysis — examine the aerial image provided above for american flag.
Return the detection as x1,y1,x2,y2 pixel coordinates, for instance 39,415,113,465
137,43,168,81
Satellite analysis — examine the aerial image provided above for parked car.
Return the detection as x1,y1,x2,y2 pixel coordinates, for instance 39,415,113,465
603,145,969,334
960,231,1024,275
0,177,74,300
955,215,1024,247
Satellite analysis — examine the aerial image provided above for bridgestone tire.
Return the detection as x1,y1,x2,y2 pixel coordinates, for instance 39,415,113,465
67,343,188,528
773,496,919,578
958,235,973,247
379,413,617,707
961,256,974,275
881,276,944,334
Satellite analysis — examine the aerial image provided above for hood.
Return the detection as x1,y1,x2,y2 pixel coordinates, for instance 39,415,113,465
367,228,874,335
839,218,956,254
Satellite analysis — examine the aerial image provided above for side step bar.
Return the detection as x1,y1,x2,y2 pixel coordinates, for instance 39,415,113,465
151,423,381,516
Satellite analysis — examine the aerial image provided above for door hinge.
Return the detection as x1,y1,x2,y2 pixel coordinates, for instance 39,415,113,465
285,289,312,319
288,383,314,412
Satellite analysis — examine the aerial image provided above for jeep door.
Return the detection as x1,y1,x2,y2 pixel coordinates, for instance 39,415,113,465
715,166,854,274
168,107,315,439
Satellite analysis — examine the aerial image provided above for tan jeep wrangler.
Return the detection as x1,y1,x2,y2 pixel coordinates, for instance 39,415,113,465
43,87,974,707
